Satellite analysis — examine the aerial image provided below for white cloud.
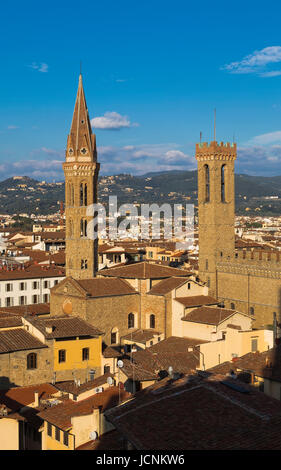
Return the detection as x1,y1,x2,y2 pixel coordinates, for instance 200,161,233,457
247,130,281,145
222,46,281,77
28,62,49,73
7,125,19,130
98,143,194,175
91,112,139,130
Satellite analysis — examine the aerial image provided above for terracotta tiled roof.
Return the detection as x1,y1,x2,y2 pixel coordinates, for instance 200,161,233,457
98,261,192,279
0,303,50,317
105,373,281,450
121,329,162,344
148,277,189,295
38,387,130,431
75,429,125,450
0,315,22,328
39,231,65,240
182,306,239,325
53,372,115,396
120,337,206,381
0,264,65,280
0,383,58,411
26,315,103,339
175,295,219,308
0,328,47,353
102,345,122,358
221,346,281,383
76,277,137,297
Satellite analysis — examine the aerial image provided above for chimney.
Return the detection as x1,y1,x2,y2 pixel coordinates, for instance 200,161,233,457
34,391,39,407
45,325,54,334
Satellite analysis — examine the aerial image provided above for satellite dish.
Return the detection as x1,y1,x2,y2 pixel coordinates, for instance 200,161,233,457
89,431,98,441
117,360,124,368
107,376,113,385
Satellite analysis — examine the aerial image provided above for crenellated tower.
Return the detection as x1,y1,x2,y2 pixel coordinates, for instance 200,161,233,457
196,141,237,297
63,74,100,280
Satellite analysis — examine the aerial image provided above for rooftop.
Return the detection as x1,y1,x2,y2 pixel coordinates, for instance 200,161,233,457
76,277,137,297
0,328,47,353
98,261,192,280
175,295,219,308
105,372,281,450
38,387,130,431
182,306,243,325
25,315,103,339
148,277,190,295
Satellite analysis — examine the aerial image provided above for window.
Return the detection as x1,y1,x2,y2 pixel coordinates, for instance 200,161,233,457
47,422,52,437
204,164,210,202
111,327,118,345
32,281,38,290
68,183,74,206
5,283,13,292
187,283,191,290
250,307,255,316
104,365,110,374
63,431,69,447
19,296,27,305
128,313,135,329
207,278,210,288
44,280,50,289
54,280,59,286
27,353,37,370
80,182,87,206
80,218,87,237
55,427,60,442
69,218,73,238
19,282,26,291
251,338,258,352
5,297,13,307
58,350,66,363
205,259,208,271
81,259,88,270
230,302,235,310
82,348,89,361
43,293,50,303
221,164,226,202
32,295,38,304
150,314,155,329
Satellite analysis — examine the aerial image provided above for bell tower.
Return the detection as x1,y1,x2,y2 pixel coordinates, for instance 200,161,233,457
63,74,100,280
196,141,236,297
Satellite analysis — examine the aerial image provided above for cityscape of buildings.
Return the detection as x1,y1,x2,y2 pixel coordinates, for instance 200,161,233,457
1,71,281,453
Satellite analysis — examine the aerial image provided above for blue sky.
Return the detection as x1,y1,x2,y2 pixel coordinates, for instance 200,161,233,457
1,0,281,180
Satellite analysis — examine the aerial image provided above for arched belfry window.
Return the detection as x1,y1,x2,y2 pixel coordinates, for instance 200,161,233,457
221,164,226,202
204,164,210,202
80,182,88,206
80,218,87,237
69,218,73,238
69,183,74,206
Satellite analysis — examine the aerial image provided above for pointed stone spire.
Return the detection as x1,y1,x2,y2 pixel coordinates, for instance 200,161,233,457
66,74,96,162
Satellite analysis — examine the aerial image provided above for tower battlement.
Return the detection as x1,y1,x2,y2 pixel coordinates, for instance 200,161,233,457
195,141,236,161
233,249,281,265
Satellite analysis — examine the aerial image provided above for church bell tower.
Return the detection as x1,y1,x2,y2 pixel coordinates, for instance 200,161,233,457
63,74,100,279
196,140,236,297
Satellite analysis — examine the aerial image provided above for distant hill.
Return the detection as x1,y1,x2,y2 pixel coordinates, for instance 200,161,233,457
0,172,281,216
